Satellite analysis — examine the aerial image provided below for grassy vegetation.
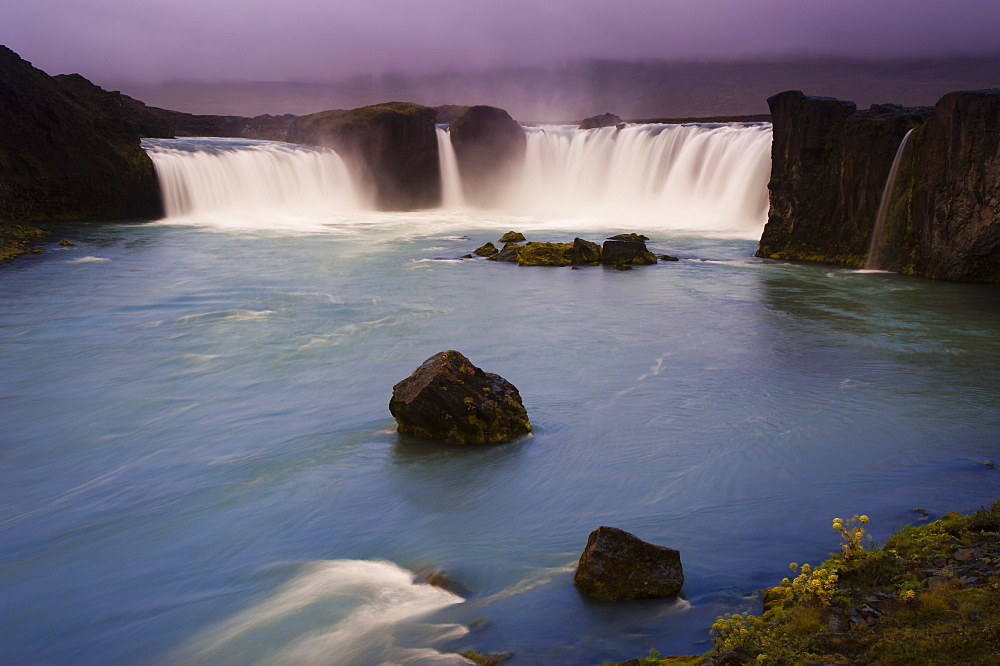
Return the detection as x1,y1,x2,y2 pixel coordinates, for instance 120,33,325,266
623,502,1000,665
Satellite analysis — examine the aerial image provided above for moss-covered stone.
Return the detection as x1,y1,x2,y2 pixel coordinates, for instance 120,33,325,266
0,224,48,263
499,231,526,243
603,239,657,266
389,350,531,445
474,242,499,257
574,526,684,602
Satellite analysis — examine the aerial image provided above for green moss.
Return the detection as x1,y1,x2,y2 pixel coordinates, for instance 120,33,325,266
0,224,48,262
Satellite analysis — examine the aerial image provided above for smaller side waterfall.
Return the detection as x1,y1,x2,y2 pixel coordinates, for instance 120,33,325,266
435,127,464,209
866,129,914,270
143,138,365,222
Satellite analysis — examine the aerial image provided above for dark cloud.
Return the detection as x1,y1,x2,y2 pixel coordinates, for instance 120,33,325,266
4,0,1000,83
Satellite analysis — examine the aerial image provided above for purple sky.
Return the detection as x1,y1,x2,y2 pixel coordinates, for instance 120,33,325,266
4,0,1000,83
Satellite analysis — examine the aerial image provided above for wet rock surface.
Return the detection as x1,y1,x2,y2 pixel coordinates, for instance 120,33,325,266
574,526,684,601
389,350,531,445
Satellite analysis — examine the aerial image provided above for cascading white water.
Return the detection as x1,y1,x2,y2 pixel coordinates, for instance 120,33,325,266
435,127,464,209
144,124,771,238
866,129,914,270
143,137,365,224
497,123,773,236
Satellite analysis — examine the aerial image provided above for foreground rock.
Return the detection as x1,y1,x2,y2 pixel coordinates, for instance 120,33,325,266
287,102,440,210
449,106,526,207
0,46,162,228
758,89,1000,282
574,526,684,601
389,350,531,445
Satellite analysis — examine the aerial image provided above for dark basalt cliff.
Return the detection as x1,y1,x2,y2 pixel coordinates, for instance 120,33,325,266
757,89,1000,283
0,46,163,226
286,102,440,210
448,105,526,207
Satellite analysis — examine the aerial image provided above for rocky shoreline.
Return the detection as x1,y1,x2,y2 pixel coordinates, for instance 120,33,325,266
610,501,1000,666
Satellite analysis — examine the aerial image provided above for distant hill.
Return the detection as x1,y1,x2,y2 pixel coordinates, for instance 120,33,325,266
109,56,1000,122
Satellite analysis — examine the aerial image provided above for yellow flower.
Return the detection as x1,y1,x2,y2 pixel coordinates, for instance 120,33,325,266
859,515,869,524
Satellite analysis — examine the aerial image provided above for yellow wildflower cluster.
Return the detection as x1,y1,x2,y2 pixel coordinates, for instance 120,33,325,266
832,514,872,558
710,611,765,651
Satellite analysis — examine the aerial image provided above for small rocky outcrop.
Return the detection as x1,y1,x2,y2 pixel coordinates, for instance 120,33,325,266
499,231,526,243
449,106,526,207
474,242,499,257
389,350,531,445
0,46,163,228
602,237,657,266
287,102,440,210
579,112,623,130
574,526,684,601
486,237,603,266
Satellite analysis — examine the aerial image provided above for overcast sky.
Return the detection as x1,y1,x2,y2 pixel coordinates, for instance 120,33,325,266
4,0,1000,83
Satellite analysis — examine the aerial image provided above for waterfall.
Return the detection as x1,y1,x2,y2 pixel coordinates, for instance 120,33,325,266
866,129,914,270
435,127,464,209
143,124,772,238
142,138,365,221
502,123,773,236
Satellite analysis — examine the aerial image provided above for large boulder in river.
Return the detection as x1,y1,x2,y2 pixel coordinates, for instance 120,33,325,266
0,46,162,229
449,106,526,207
602,238,657,266
389,350,531,444
287,102,440,210
574,526,684,601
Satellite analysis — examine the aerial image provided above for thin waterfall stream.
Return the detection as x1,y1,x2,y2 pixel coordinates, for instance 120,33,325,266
866,128,914,270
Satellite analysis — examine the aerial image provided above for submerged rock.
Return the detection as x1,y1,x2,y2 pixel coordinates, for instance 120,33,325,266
574,526,684,601
474,242,499,257
499,231,526,243
389,350,531,445
579,112,623,129
486,237,603,266
488,243,524,262
602,238,657,266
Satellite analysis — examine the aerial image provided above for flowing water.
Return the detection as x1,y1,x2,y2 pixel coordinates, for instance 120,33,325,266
866,129,914,271
2,126,999,665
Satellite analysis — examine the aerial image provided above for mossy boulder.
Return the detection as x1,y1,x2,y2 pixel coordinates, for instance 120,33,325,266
0,46,163,227
389,350,531,445
602,238,657,266
287,102,440,210
489,243,524,262
474,242,499,257
449,106,526,206
499,231,526,242
574,526,684,601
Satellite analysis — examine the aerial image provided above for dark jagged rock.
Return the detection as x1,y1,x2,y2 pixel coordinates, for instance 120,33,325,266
389,350,531,445
0,46,162,235
573,526,684,601
755,89,1000,282
419,569,471,597
287,102,440,210
579,112,623,129
659,254,679,261
474,242,499,257
614,263,633,271
499,231,525,243
608,233,649,241
569,237,602,263
602,239,657,266
488,243,523,262
459,650,512,666
449,106,526,207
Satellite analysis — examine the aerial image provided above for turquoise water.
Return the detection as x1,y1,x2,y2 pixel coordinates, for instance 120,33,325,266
2,215,999,665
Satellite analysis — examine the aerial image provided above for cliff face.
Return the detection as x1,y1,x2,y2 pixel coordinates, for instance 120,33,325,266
0,46,163,225
900,91,1000,281
757,89,1000,283
757,91,932,267
448,105,526,207
286,102,440,210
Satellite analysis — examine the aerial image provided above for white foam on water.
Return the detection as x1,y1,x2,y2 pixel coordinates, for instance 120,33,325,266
68,256,110,263
175,559,465,665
